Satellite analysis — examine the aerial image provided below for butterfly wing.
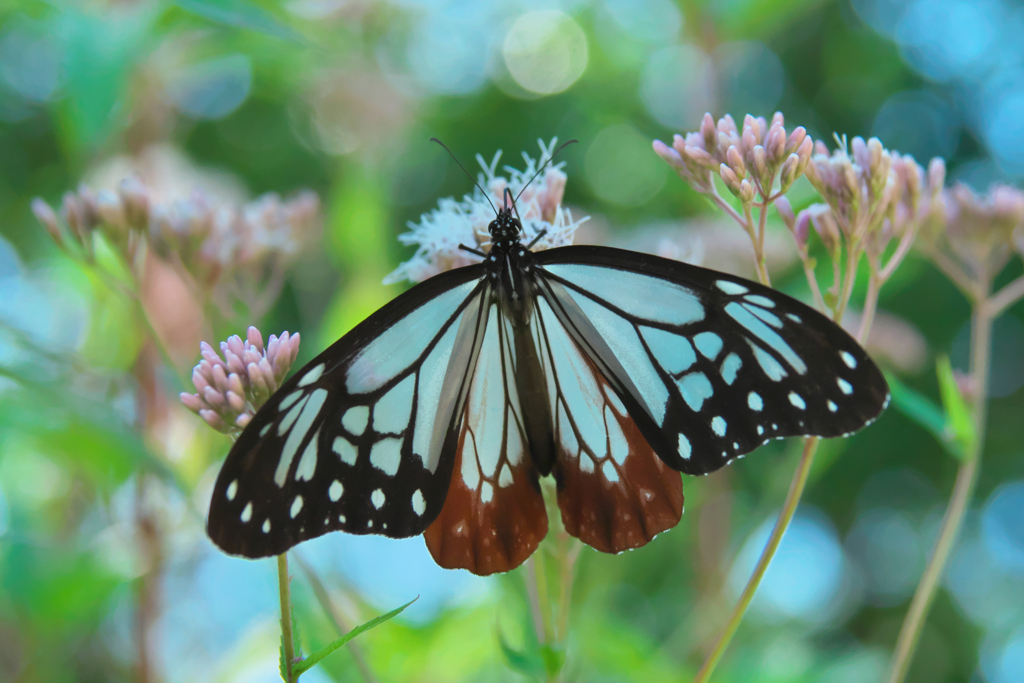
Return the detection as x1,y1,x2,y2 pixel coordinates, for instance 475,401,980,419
531,293,684,554
207,265,488,558
424,302,549,575
533,245,889,476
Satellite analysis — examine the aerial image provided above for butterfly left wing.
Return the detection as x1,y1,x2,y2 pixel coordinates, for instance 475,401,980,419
207,266,488,558
533,245,890,476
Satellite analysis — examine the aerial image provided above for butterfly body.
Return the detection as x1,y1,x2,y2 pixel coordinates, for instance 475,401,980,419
208,206,889,575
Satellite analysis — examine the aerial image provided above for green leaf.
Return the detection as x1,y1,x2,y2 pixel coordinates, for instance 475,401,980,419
498,630,547,679
291,598,417,677
540,644,566,679
935,355,978,460
884,370,968,462
172,0,304,41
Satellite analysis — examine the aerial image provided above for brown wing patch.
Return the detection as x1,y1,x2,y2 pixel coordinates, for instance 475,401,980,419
424,408,547,575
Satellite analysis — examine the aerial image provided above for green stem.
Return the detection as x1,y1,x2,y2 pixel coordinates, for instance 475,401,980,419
693,436,820,683
886,294,993,683
279,553,298,683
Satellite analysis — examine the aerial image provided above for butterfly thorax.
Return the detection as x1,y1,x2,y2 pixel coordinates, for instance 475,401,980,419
486,208,536,325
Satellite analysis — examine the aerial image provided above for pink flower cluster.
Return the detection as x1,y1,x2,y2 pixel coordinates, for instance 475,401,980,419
180,327,301,434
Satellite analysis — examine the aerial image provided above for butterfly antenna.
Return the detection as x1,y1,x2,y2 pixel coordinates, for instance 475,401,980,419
512,139,578,206
430,137,498,215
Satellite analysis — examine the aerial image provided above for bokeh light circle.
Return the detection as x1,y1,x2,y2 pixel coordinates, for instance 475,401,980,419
584,123,667,207
503,10,588,96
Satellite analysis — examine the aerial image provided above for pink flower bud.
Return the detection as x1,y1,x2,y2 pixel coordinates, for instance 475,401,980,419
180,392,204,412
787,126,807,154
719,164,742,195
739,179,755,204
247,326,265,354
794,210,811,249
226,390,245,413
701,113,717,152
775,196,796,227
718,114,738,137
726,145,746,178
203,385,226,407
766,126,786,164
752,145,768,183
779,154,799,192
200,342,220,365
200,409,229,432
192,367,210,393
653,139,685,170
235,413,252,429
928,158,946,193
682,145,714,168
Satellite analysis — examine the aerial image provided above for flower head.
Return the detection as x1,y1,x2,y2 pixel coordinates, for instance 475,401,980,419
654,112,812,199
384,138,588,285
180,326,301,434
925,182,1024,279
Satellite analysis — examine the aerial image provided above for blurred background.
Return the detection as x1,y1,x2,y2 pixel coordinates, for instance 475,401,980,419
2,0,1024,682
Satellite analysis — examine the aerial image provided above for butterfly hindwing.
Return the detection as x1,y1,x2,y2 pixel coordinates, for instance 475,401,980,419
533,295,684,553
534,246,889,476
425,303,549,575
207,266,487,558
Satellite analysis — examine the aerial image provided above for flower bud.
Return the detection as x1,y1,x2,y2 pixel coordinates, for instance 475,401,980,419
766,125,786,163
701,112,717,153
794,209,811,250
787,126,807,154
719,163,742,195
867,137,884,175
739,179,755,204
928,157,946,194
752,145,768,185
653,139,685,170
726,145,746,178
775,196,796,228
118,177,150,229
718,113,738,136
780,153,800,192
683,145,715,168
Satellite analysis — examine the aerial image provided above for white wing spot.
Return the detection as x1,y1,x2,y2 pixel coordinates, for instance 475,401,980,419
716,280,748,295
332,436,358,466
748,392,763,411
678,372,714,412
788,392,807,410
828,400,838,412
678,433,692,459
278,394,311,436
412,489,426,515
838,377,854,395
298,363,325,387
295,428,320,481
720,353,742,385
275,389,329,487
580,454,595,473
373,375,415,434
748,342,788,381
342,406,369,436
694,332,724,360
329,480,343,502
240,502,252,522
262,519,271,533
602,461,620,483
260,423,272,437
339,514,347,523
498,463,514,487
840,351,857,369
745,294,775,308
370,437,402,476
481,481,494,503
606,405,629,465
787,313,802,323
371,489,385,509
279,390,303,411
461,435,481,489
757,425,764,435
290,495,303,518
711,416,727,436
226,480,238,501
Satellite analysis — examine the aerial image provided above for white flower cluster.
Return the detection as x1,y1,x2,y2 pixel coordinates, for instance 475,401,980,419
384,138,588,284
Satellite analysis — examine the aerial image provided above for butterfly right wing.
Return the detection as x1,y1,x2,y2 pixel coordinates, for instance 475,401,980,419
207,266,488,558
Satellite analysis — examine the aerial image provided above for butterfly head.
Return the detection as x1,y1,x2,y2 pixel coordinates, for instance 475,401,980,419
488,205,523,246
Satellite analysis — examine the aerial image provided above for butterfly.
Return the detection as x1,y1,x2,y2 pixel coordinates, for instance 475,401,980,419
206,152,889,576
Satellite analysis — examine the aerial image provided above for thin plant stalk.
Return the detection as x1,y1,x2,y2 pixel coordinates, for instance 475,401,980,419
693,435,820,682
279,553,298,683
886,291,993,683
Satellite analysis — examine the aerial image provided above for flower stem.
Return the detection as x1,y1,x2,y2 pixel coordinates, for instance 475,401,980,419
279,553,298,683
886,296,993,683
693,436,820,683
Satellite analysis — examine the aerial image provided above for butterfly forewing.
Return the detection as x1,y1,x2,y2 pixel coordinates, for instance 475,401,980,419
534,246,889,476
207,267,486,558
